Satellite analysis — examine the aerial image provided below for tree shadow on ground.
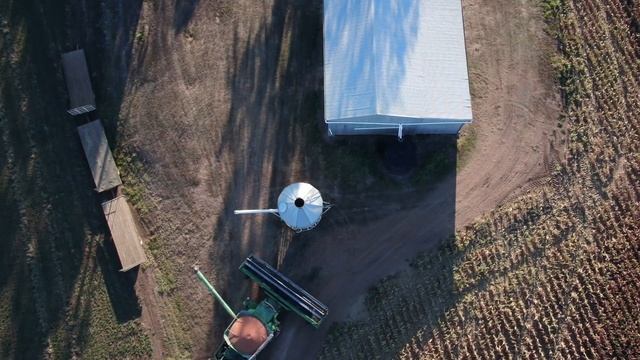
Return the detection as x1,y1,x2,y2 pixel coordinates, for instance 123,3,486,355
173,0,200,33
0,0,144,357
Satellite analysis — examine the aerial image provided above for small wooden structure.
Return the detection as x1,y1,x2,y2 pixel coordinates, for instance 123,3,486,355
102,196,147,271
77,120,122,192
61,49,96,115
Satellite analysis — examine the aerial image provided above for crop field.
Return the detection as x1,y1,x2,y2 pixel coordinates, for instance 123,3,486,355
318,0,640,358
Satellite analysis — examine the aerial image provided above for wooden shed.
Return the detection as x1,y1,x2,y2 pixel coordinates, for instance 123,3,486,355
61,49,96,115
77,120,122,192
102,196,147,271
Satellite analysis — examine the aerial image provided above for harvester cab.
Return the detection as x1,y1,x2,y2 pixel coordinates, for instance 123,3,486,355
194,255,328,359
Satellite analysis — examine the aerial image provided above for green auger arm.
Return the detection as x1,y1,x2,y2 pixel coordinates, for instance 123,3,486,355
194,266,237,319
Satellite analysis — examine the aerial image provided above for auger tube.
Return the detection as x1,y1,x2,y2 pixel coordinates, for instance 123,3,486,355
233,209,279,215
194,267,237,319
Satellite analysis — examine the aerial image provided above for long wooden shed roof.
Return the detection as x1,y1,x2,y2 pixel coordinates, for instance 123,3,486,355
102,196,147,271
61,49,96,115
77,120,122,192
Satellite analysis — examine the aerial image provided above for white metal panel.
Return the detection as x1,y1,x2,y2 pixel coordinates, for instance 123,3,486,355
324,0,472,129
323,0,377,120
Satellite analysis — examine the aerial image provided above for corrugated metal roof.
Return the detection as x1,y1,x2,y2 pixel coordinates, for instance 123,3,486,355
277,183,323,231
324,0,472,123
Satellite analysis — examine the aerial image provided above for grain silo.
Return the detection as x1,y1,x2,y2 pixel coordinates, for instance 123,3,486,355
234,183,330,232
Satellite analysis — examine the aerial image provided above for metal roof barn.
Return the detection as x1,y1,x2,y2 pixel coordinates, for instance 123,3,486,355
323,0,473,138
61,49,96,115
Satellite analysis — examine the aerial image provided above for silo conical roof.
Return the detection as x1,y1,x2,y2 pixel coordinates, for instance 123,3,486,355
277,183,324,231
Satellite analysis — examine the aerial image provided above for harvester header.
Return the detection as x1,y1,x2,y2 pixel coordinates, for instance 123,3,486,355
240,255,328,328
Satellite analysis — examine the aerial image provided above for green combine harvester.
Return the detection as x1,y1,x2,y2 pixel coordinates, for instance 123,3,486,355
194,255,328,359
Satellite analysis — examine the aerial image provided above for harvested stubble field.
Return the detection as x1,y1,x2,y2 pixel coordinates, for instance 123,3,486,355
318,0,640,358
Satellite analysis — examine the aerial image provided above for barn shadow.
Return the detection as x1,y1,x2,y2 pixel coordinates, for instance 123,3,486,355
0,0,144,357
201,0,460,358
